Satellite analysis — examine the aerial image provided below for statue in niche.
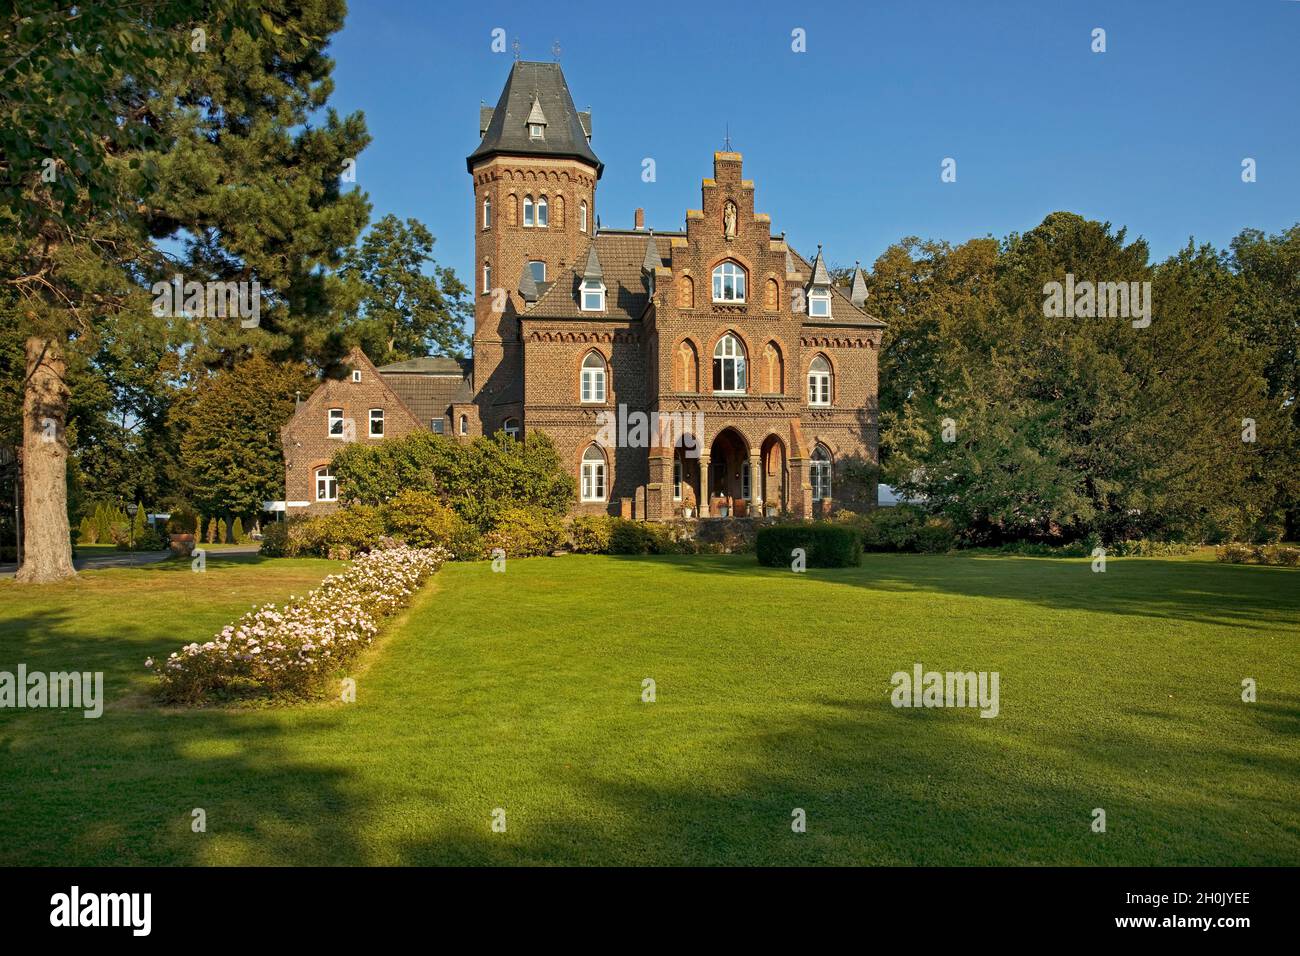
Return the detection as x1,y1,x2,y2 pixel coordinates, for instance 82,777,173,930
723,200,737,240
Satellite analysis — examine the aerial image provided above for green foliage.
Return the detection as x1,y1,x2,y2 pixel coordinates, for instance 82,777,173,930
756,524,862,568
382,490,480,559
877,214,1299,545
166,507,198,535
77,516,97,545
605,519,698,555
216,519,228,545
231,517,246,544
338,215,471,364
568,516,614,554
258,522,290,558
130,503,147,545
1216,543,1300,567
482,507,564,559
333,431,575,530
174,355,313,521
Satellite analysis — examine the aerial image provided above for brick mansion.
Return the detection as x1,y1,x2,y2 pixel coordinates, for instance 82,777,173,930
282,60,884,520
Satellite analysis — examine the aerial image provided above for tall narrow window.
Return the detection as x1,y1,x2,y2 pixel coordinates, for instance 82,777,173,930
580,201,588,233
459,414,468,436
328,408,344,438
712,333,747,393
811,446,832,502
483,195,491,229
315,466,337,502
368,408,384,438
712,261,746,302
503,418,521,439
581,445,607,502
522,195,534,227
483,262,491,293
741,461,751,500
673,458,683,500
580,352,607,403
808,355,832,406
536,196,548,227
528,260,546,283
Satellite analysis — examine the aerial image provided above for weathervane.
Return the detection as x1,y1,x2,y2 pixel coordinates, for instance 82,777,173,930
512,38,520,61
723,123,732,150
552,39,561,61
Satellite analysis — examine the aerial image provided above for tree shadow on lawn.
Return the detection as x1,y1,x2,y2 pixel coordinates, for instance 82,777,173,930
634,553,1300,633
386,696,1297,866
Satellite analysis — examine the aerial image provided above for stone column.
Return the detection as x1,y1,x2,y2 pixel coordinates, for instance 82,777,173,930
697,454,711,517
748,451,763,515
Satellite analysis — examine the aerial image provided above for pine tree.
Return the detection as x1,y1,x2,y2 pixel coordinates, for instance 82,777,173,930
217,519,228,545
231,517,245,544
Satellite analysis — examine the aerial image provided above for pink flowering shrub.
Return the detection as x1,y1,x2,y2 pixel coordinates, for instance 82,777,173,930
148,545,449,704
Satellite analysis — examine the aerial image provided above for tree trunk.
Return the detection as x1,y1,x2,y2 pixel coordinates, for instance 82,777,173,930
15,336,75,583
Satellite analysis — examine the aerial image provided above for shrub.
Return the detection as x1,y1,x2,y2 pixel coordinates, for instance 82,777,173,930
77,516,97,545
166,507,199,535
307,506,386,559
259,521,290,557
127,527,165,552
217,518,228,544
482,506,564,558
231,517,246,544
607,519,656,555
915,516,957,553
1216,543,1300,566
1108,538,1197,557
851,505,926,552
756,523,862,568
568,515,614,554
148,546,449,704
382,490,481,559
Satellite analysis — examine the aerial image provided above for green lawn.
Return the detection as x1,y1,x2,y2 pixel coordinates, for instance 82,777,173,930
0,551,1296,865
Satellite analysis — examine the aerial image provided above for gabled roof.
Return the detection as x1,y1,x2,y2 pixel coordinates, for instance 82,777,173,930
467,61,602,175
377,356,473,375
527,233,672,321
787,247,886,327
377,355,475,425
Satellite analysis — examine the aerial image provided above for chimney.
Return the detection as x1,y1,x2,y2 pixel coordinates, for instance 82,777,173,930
634,208,645,230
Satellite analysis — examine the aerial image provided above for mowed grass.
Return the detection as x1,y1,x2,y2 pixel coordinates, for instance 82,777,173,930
0,550,1296,866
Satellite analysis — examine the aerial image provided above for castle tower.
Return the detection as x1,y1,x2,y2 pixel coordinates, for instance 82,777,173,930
467,61,602,434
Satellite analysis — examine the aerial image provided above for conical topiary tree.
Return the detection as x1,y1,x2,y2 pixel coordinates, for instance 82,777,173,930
231,517,245,544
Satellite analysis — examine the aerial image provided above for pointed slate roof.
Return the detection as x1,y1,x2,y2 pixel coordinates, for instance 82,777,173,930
518,261,539,302
467,61,602,174
582,243,603,281
808,245,832,287
850,262,869,307
525,95,547,127
641,230,659,273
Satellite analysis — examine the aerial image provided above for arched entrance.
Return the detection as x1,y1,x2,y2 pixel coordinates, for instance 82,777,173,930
760,434,787,515
707,428,749,515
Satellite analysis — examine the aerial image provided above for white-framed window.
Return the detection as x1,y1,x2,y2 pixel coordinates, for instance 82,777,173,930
503,418,521,439
809,290,831,317
351,369,361,383
528,260,546,283
483,195,491,228
673,458,683,500
368,408,384,438
579,201,588,233
580,352,607,403
712,261,746,302
811,446,832,502
328,407,345,438
431,418,444,434
483,261,491,293
580,445,607,502
315,466,337,502
741,461,751,499
459,414,468,436
581,279,605,312
808,354,832,406
523,195,534,227
712,333,746,393
529,123,544,140
536,196,548,228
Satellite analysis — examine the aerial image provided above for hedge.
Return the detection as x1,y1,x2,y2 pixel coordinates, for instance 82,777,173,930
756,523,862,568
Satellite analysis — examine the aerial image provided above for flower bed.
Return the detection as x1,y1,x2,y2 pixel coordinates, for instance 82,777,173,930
148,545,449,704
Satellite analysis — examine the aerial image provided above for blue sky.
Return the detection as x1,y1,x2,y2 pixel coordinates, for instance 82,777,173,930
328,0,1300,281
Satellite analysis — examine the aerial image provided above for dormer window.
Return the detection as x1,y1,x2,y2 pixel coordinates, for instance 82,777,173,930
529,123,544,140
809,290,832,318
581,279,605,312
351,370,362,383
